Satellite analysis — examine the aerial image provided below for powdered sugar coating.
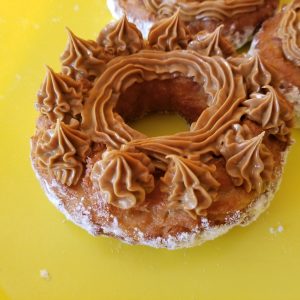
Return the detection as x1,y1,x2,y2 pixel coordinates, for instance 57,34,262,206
227,26,255,49
279,83,300,127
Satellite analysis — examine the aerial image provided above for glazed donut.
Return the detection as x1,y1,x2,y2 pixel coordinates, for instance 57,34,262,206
251,0,300,127
31,14,294,249
107,0,279,48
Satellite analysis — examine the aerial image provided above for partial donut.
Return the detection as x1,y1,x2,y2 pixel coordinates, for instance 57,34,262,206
107,0,279,48
31,14,294,249
252,0,300,127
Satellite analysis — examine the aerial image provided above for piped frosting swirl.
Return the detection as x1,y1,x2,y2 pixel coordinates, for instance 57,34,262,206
37,67,83,123
97,15,144,55
143,0,264,22
161,155,220,218
61,29,107,79
91,149,155,209
148,11,189,51
243,85,284,133
187,25,234,57
228,54,272,93
37,120,90,186
277,1,300,66
219,124,273,193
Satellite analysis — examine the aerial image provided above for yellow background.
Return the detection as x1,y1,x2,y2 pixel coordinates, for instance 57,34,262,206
0,0,299,299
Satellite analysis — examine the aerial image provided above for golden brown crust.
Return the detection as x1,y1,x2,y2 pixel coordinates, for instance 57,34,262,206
31,15,294,249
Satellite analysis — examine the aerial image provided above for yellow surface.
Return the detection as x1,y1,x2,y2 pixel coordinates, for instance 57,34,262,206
131,113,189,136
0,0,300,299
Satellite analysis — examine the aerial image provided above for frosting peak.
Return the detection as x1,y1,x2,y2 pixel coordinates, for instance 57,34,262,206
37,120,90,186
187,25,234,57
229,54,271,93
91,149,155,209
148,11,189,51
61,28,106,79
219,125,273,193
97,15,144,56
161,155,220,218
37,66,83,123
243,85,281,133
277,2,300,66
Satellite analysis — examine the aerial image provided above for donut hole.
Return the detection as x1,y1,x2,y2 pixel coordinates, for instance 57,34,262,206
115,76,210,136
129,113,188,137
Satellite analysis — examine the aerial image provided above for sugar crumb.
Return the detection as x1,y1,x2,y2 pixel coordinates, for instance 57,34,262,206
269,224,284,235
269,227,276,235
277,225,284,233
40,269,50,280
33,23,40,30
51,17,61,23
15,74,22,81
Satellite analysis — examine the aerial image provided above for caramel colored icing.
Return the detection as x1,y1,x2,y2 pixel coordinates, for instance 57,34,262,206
35,15,293,217
219,124,273,193
97,15,144,55
148,11,189,51
37,67,83,122
187,25,233,57
277,1,300,66
142,0,264,22
228,54,272,92
91,149,155,209
37,120,90,186
61,28,107,79
161,155,220,218
243,85,290,134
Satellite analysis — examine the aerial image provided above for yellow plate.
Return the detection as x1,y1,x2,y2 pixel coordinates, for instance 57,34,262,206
0,1,299,299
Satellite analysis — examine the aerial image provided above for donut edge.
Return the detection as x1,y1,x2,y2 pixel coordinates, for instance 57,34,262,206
31,135,291,249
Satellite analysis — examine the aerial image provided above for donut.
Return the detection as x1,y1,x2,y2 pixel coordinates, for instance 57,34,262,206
31,14,294,249
251,0,300,127
107,0,279,49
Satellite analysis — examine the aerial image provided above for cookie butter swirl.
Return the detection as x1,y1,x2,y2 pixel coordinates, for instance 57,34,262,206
243,86,281,132
161,155,220,218
187,25,234,57
35,15,292,217
97,15,144,55
228,54,271,92
37,67,83,122
61,29,107,79
277,2,300,66
219,124,273,193
143,0,264,21
148,11,189,51
91,149,155,209
37,120,90,186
